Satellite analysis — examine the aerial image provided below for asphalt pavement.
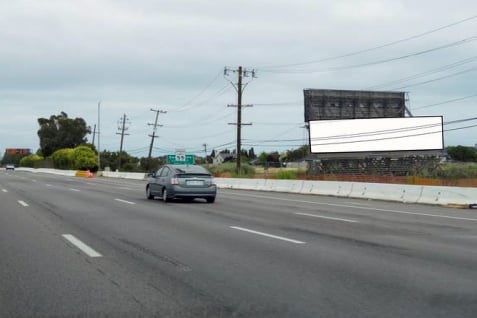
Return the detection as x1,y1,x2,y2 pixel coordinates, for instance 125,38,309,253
1,170,477,317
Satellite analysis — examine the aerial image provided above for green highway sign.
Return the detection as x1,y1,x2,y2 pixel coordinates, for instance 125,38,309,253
167,154,195,165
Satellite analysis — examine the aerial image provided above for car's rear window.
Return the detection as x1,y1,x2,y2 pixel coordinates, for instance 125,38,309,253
172,165,210,174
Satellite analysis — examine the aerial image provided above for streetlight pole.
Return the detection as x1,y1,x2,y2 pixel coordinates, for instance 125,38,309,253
97,101,101,171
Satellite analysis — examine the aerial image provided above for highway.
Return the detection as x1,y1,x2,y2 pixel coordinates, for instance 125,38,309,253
1,170,477,317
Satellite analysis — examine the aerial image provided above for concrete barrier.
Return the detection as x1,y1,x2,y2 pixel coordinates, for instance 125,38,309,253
102,171,146,180
215,177,477,208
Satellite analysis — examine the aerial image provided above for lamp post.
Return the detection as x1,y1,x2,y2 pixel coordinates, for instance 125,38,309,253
97,101,101,171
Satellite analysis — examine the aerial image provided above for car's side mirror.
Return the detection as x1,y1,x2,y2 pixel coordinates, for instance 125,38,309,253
148,172,156,178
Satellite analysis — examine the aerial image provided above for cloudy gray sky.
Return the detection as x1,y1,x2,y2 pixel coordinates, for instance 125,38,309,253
1,0,477,158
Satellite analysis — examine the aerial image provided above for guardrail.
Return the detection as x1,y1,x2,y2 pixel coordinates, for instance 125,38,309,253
12,168,477,208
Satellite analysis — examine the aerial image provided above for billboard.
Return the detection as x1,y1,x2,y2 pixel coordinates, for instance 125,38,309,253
309,116,444,154
304,89,406,122
4,148,32,156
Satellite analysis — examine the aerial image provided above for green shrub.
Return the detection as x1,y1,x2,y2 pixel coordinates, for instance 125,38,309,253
19,154,44,168
436,163,477,179
51,148,74,169
72,146,98,170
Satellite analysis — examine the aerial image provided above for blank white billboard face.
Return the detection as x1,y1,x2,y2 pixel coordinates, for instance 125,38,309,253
309,117,444,154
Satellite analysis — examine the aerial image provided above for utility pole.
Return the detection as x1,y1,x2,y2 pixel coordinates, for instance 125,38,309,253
116,113,130,171
203,143,208,166
224,66,255,173
147,108,167,170
91,124,96,146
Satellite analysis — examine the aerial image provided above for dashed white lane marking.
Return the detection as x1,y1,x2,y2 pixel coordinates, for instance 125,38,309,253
18,200,29,207
69,188,80,192
62,234,102,258
2,189,7,193
230,226,306,244
45,184,52,187
115,198,135,205
295,212,358,223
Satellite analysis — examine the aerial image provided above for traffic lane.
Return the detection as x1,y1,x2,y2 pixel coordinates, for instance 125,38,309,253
217,189,477,244
219,188,477,224
215,189,477,268
0,186,152,317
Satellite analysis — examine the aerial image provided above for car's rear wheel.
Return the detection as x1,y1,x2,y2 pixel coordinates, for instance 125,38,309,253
206,197,216,203
146,186,154,200
162,188,169,202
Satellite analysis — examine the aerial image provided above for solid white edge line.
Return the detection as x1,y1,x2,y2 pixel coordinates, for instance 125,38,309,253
115,198,135,205
230,226,306,244
295,212,358,223
62,234,102,258
18,200,29,207
226,192,477,222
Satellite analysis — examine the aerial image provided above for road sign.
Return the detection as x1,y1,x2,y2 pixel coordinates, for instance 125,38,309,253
166,154,195,165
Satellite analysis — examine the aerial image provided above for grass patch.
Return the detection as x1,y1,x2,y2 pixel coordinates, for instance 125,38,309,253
207,162,256,178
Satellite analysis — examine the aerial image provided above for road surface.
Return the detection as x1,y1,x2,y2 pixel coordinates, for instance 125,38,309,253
1,170,476,317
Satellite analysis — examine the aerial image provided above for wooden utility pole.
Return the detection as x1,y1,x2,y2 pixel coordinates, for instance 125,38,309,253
225,66,255,174
116,113,130,171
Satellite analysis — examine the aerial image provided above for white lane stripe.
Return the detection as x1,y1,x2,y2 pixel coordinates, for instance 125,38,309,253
45,184,52,187
115,198,135,205
227,192,477,222
18,200,29,207
2,189,7,193
69,188,80,192
62,234,102,258
295,212,358,223
230,226,306,244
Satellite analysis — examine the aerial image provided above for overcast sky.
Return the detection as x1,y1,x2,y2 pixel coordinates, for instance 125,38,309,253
1,0,477,158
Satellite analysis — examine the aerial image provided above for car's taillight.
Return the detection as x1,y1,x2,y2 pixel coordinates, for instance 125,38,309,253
210,177,216,186
170,177,179,185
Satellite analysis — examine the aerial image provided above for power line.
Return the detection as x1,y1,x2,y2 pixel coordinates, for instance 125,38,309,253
414,94,477,110
366,55,477,90
257,14,477,70
390,65,477,90
261,34,477,74
173,70,223,112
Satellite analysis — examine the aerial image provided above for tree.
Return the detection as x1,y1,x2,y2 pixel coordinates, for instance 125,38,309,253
37,112,91,157
446,145,477,162
284,145,309,162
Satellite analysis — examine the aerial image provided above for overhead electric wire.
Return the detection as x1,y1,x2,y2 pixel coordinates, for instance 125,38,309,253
414,94,477,110
366,55,477,90
390,64,477,90
170,70,223,112
257,14,477,70
260,34,477,74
